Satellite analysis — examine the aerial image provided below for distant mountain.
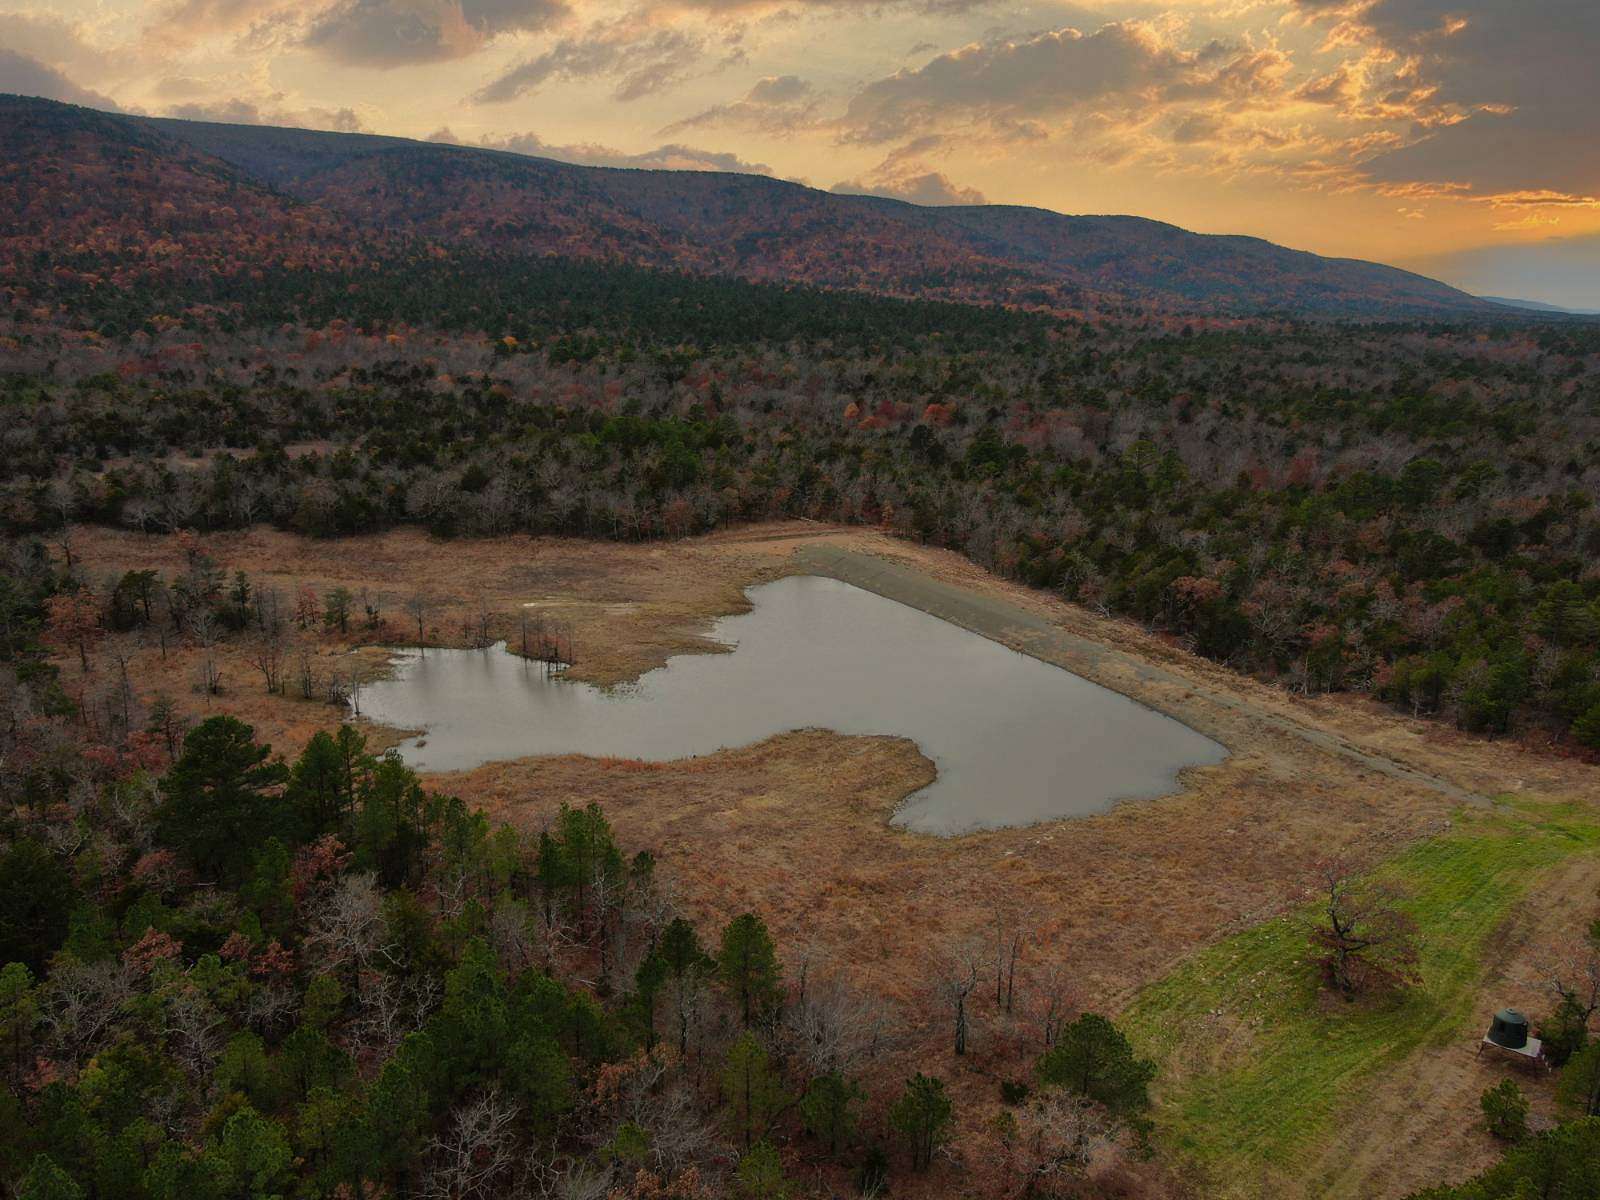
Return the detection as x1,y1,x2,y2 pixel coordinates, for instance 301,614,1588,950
1482,296,1600,317
4,93,1496,319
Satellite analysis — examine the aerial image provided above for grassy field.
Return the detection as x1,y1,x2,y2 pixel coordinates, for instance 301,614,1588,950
1124,797,1600,1196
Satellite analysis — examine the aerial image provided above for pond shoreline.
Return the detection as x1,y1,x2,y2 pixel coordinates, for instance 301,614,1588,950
791,543,1488,807
355,573,1228,834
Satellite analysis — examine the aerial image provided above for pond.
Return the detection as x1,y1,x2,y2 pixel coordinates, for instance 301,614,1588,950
355,575,1227,834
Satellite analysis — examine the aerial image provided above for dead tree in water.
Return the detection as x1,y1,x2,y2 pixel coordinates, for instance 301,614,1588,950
518,609,574,669
463,604,495,649
405,592,433,656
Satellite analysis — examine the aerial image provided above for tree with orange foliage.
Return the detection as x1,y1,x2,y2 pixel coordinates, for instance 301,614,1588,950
43,590,102,670
294,584,320,631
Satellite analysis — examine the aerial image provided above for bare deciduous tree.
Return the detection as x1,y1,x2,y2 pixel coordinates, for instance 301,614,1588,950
1022,957,1077,1050
188,608,223,695
250,628,289,694
404,592,434,655
931,935,989,1057
1310,859,1420,997
42,957,136,1067
305,872,385,999
991,899,1032,1014
296,650,320,700
784,950,890,1079
998,1090,1114,1195
421,1089,521,1200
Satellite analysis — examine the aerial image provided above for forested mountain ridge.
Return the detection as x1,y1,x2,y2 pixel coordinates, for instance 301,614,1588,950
0,97,378,292
4,93,1491,319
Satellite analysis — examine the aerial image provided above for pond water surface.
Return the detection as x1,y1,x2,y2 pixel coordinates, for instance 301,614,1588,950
356,575,1226,834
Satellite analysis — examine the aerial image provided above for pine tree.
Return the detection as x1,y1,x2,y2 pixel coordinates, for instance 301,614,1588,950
721,1032,790,1152
890,1073,952,1171
718,912,782,1027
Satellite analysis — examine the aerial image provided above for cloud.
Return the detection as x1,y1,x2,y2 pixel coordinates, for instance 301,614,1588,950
830,136,984,205
835,22,1285,145
164,95,367,130
1294,0,1600,203
832,166,984,205
1291,66,1355,106
658,74,818,135
0,49,121,110
304,0,568,67
427,125,774,173
473,20,703,103
0,12,115,78
1168,111,1224,144
630,0,1000,14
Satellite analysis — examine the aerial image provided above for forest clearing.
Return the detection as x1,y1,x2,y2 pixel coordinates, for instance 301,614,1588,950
51,520,1600,1196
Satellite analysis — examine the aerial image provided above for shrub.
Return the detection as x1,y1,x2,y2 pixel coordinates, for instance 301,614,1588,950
1481,1079,1530,1141
855,1143,889,1196
1539,996,1590,1068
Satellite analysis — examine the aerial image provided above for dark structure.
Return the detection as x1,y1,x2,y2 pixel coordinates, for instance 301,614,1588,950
1479,1008,1547,1069
1487,1009,1530,1050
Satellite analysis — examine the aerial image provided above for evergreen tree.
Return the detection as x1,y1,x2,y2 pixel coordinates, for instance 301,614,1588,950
721,1032,790,1152
0,841,76,971
157,718,289,883
718,912,783,1027
890,1073,952,1172
17,1155,83,1200
800,1070,864,1156
1036,1012,1155,1123
735,1141,789,1199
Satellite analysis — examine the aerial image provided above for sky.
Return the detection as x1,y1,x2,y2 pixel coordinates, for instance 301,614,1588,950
4,0,1598,307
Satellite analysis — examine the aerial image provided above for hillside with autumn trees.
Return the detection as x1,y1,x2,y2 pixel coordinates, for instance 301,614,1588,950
4,93,1498,320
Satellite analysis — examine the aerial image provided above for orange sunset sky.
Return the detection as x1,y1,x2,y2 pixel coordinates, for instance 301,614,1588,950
5,0,1597,305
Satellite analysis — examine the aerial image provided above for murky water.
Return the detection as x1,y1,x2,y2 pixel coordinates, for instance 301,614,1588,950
356,575,1226,834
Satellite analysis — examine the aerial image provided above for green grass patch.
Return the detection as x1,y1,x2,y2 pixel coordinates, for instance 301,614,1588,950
1122,799,1600,1187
